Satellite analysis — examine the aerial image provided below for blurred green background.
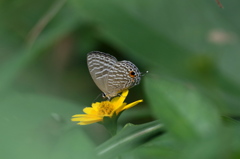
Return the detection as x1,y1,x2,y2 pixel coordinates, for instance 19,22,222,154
1,0,240,159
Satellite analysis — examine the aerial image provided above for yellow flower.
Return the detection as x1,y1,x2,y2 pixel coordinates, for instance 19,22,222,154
71,90,143,125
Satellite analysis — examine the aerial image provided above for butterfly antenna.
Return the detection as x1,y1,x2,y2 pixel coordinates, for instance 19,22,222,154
141,70,149,76
92,93,102,103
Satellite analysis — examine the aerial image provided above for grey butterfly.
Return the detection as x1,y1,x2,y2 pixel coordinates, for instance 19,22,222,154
87,51,142,99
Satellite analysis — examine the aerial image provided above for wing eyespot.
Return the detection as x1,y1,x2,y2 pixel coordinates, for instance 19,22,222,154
129,71,136,78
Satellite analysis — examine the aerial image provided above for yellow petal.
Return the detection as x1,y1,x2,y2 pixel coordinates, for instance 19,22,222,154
122,99,143,111
83,107,98,115
72,115,102,121
75,117,102,122
72,114,87,117
110,96,120,104
92,102,101,111
111,89,128,107
114,103,127,115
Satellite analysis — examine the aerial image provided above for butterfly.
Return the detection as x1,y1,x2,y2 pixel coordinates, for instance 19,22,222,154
87,51,142,99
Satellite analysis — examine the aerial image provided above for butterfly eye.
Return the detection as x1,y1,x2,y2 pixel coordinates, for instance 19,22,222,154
129,71,136,78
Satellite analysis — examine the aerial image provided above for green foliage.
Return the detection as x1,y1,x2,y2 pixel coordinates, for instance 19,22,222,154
1,0,240,159
96,121,164,159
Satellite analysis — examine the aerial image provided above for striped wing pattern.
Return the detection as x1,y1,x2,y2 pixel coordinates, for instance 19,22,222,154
87,51,141,98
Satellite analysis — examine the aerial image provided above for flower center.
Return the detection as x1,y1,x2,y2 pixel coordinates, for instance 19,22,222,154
98,101,114,116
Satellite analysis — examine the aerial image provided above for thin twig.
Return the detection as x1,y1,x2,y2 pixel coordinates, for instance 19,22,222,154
27,0,68,48
215,0,224,8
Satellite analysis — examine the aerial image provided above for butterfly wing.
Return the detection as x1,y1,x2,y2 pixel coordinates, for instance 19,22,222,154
87,51,117,96
106,60,141,98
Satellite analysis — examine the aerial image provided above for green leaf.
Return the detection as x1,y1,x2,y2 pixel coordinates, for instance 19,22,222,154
144,75,222,141
51,128,97,159
0,92,95,159
96,120,164,159
128,133,178,159
0,3,80,92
